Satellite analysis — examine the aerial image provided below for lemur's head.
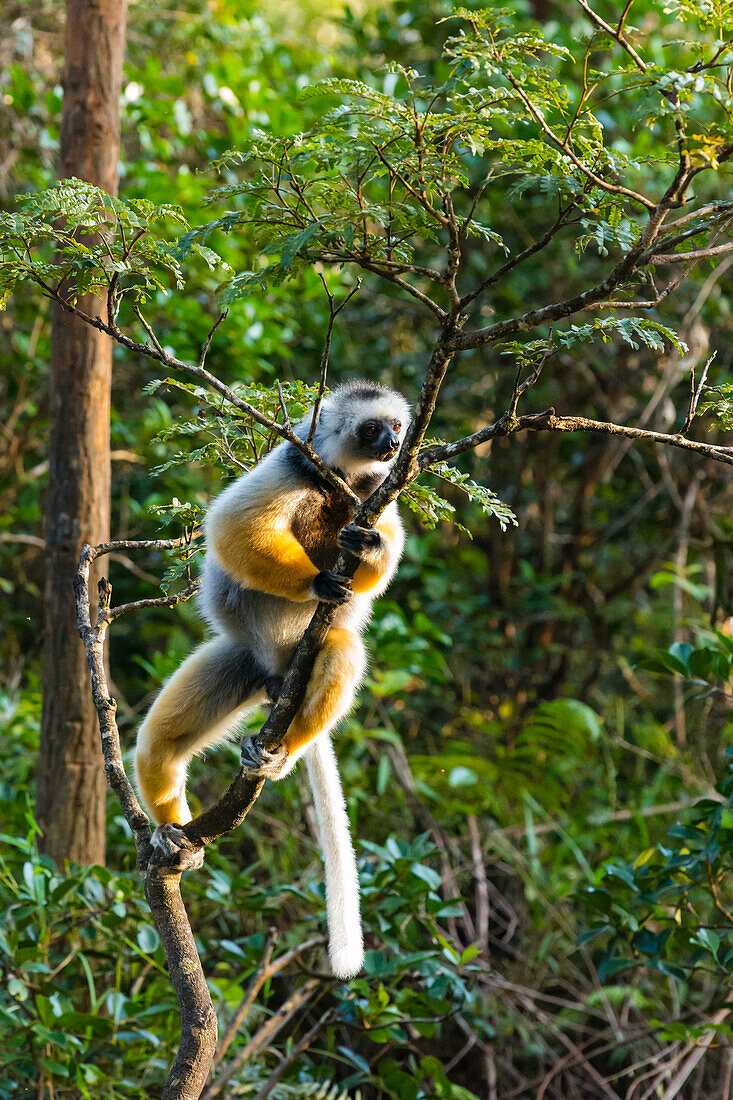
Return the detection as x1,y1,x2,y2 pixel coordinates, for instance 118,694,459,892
306,381,411,476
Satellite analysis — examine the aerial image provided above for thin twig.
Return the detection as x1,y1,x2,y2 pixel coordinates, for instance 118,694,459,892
275,380,291,429
681,353,715,435
251,1009,336,1100
323,251,446,319
133,304,165,355
103,582,200,624
308,276,361,445
199,311,228,370
575,0,647,72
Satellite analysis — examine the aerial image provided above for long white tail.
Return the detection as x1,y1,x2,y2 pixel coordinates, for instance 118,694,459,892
304,734,364,979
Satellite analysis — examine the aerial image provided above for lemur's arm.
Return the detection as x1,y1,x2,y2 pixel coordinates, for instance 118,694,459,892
207,488,353,604
207,493,319,602
338,503,404,595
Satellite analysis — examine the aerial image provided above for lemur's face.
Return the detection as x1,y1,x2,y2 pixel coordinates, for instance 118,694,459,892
312,385,410,474
355,415,404,462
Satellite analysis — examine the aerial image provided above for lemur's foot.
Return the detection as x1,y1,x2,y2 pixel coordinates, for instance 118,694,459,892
149,823,204,872
240,736,290,780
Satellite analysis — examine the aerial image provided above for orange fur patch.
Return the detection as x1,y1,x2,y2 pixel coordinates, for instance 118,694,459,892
211,501,319,601
151,794,190,826
283,629,361,755
351,515,397,593
352,561,382,593
135,739,189,824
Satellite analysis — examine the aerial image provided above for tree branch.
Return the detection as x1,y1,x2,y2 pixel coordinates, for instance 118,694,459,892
451,200,673,351
307,277,360,445
648,240,733,264
574,0,647,73
681,353,715,435
40,282,361,510
420,408,733,468
199,311,228,370
322,252,447,320
74,542,216,1100
501,67,656,211
459,201,581,310
104,582,199,623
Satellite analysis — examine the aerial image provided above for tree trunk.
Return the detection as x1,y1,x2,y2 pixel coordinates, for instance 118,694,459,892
37,0,127,866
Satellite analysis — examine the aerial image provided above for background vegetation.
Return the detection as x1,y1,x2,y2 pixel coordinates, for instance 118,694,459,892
1,0,733,1096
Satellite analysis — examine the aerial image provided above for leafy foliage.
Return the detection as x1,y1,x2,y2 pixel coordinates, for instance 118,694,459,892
0,713,485,1099
145,376,318,477
404,461,516,535
699,380,733,430
3,0,733,1097
581,633,733,1001
0,180,205,309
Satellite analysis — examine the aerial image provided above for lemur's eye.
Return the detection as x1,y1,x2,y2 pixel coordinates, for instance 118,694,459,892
363,422,378,438
393,422,402,432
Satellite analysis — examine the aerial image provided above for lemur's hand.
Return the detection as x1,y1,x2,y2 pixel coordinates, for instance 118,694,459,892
338,524,381,558
313,570,353,603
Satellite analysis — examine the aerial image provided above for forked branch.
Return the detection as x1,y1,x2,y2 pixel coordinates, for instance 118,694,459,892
38,279,361,510
73,322,459,1096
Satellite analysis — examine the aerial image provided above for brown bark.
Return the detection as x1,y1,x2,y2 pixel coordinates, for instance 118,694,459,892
37,0,127,865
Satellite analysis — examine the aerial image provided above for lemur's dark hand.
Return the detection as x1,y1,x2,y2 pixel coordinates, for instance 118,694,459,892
313,570,353,603
338,524,381,558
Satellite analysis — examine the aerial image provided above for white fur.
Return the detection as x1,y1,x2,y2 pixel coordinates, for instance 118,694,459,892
301,383,411,477
305,733,364,979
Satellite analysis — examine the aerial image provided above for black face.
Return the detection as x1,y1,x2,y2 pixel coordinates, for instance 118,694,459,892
356,417,402,461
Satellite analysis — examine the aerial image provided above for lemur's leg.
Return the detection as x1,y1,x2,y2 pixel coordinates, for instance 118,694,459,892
286,629,367,755
241,628,366,779
135,636,268,826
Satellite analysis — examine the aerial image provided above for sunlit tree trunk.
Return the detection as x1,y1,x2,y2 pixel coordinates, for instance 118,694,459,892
37,0,127,865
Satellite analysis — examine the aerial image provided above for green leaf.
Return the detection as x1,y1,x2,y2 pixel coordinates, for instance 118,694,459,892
449,766,479,787
577,924,612,946
598,954,634,981
692,928,720,957
410,864,442,891
136,925,160,954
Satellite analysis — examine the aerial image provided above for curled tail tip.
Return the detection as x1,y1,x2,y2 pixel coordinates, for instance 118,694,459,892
329,942,365,981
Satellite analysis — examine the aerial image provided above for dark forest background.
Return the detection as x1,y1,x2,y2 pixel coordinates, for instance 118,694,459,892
1,1,733,1097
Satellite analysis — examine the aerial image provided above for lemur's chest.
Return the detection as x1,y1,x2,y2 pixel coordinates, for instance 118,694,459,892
291,489,351,571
